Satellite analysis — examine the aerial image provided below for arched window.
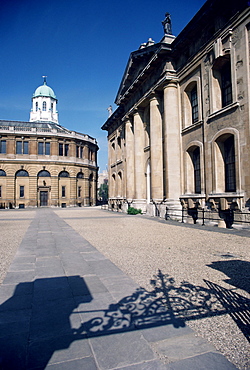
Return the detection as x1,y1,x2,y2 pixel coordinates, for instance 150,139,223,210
111,173,116,198
0,169,6,176
118,171,122,196
42,101,46,111
183,81,199,127
59,171,69,178
186,145,202,194
214,134,236,193
221,62,232,107
192,147,201,194
224,136,236,192
212,56,232,111
190,86,198,123
77,172,84,178
111,142,115,164
15,169,29,177
37,170,51,177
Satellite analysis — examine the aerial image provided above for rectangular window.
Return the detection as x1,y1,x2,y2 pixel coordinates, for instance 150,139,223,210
59,143,64,156
80,146,83,158
16,141,29,154
89,149,93,160
59,143,69,156
38,142,44,155
20,185,24,198
62,186,66,198
221,63,232,108
225,136,236,192
76,145,79,158
39,142,50,155
0,185,2,198
16,141,22,154
191,87,198,123
23,141,29,154
45,142,50,155
65,144,69,156
78,186,81,198
0,140,6,154
193,147,201,194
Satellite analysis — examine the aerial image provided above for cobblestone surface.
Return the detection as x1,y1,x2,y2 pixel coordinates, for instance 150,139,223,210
55,207,250,370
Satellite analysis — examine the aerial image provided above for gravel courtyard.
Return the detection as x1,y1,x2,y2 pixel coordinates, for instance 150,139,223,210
0,207,249,369
55,207,250,370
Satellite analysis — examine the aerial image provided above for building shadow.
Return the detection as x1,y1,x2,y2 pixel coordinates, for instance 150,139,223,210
0,270,249,369
207,259,250,294
0,276,92,370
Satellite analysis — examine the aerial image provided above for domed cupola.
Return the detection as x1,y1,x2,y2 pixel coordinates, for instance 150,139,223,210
30,76,59,124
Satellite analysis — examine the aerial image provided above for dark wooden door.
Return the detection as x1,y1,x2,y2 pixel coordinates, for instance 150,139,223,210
40,191,48,206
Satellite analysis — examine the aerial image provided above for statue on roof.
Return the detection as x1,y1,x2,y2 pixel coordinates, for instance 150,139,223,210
162,13,172,35
107,105,113,117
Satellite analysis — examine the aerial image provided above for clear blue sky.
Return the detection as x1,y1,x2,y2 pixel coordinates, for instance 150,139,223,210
0,0,206,172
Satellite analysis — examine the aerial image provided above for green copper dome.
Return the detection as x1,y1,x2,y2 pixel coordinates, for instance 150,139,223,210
33,80,56,99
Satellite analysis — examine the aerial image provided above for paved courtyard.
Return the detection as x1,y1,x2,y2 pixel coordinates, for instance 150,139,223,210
0,207,249,369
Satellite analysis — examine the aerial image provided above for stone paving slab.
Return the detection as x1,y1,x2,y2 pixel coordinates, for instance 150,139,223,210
0,208,238,369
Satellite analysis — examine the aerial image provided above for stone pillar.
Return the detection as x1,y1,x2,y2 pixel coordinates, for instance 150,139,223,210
70,176,76,206
50,139,58,156
29,174,37,206
133,110,146,203
149,94,164,201
51,176,59,207
163,82,181,201
125,118,135,200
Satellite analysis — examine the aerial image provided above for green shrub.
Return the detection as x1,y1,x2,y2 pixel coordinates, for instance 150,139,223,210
127,207,142,215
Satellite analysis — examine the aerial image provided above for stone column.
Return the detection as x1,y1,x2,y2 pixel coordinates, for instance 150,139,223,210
149,94,164,201
125,117,135,200
133,110,146,203
163,82,181,201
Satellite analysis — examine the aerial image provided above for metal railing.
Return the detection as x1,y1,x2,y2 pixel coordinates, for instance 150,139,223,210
165,207,250,228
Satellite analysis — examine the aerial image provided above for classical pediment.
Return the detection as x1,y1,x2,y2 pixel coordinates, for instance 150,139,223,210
115,42,173,105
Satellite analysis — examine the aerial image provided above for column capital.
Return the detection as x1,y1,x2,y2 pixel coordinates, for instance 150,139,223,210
133,107,144,116
149,91,161,102
162,80,178,90
122,115,133,124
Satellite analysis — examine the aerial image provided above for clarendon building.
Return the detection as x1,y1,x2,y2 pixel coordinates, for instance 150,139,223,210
0,78,98,208
102,0,250,223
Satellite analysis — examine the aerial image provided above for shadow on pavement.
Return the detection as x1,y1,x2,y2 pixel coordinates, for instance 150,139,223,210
0,270,249,369
207,259,250,294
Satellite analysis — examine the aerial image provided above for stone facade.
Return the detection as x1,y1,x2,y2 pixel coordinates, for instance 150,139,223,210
102,0,250,221
0,81,98,209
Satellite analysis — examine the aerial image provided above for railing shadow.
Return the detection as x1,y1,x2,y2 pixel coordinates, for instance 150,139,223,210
204,279,250,342
0,270,249,369
77,270,250,342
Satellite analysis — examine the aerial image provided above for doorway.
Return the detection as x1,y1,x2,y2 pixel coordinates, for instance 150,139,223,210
40,191,48,206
